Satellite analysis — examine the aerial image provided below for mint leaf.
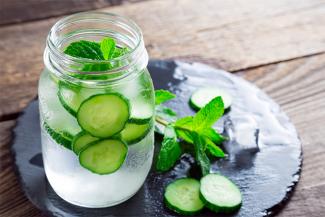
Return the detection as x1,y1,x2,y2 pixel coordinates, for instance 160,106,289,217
202,128,226,144
82,63,111,72
112,47,129,58
155,105,177,134
205,138,225,158
193,96,224,130
174,116,194,143
175,129,193,144
174,116,193,130
155,90,176,105
156,125,182,171
192,132,210,176
100,38,116,60
64,40,103,60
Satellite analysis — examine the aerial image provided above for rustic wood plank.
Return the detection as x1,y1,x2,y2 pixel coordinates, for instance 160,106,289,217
0,120,43,217
109,0,325,71
0,0,147,26
238,55,325,217
278,184,325,217
1,0,325,119
0,54,324,216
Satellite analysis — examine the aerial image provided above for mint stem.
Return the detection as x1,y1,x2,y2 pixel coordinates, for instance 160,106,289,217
155,116,193,133
155,116,169,126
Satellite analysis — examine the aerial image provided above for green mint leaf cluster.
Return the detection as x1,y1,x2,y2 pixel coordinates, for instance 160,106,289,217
63,37,129,74
155,89,176,105
64,40,104,60
155,90,226,175
100,38,116,60
156,125,182,171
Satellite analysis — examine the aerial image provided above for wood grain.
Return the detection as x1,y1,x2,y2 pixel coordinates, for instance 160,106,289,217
239,55,325,217
0,0,325,216
0,53,324,217
0,0,147,26
1,0,325,120
0,120,43,217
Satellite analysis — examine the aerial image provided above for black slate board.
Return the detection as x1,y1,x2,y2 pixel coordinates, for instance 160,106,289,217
12,60,302,217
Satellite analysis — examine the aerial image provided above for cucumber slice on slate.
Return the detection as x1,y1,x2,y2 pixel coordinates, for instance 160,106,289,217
79,139,128,175
164,178,205,215
72,132,99,155
77,94,130,138
190,87,232,110
200,173,242,213
120,119,152,145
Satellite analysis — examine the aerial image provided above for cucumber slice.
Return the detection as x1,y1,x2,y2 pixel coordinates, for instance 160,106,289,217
77,94,130,138
58,82,106,116
164,178,205,215
79,139,128,174
72,132,99,155
43,122,73,150
130,99,153,121
58,82,81,116
200,174,242,213
39,72,81,149
190,87,232,110
120,119,152,145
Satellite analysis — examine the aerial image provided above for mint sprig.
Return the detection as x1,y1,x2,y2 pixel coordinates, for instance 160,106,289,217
63,37,128,74
155,89,176,105
155,90,226,175
156,125,182,171
64,40,104,60
100,38,116,60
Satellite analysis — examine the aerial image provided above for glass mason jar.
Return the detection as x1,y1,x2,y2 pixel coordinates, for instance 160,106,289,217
39,12,155,208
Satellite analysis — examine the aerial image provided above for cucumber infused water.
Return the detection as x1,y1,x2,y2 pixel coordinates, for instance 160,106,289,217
39,12,154,207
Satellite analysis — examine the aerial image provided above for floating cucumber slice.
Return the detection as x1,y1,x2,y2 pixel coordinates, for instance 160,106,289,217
130,99,153,122
200,174,242,213
164,178,205,215
58,82,106,116
79,139,128,175
39,72,81,148
190,87,232,110
43,122,74,150
72,132,99,155
120,119,152,145
77,94,130,138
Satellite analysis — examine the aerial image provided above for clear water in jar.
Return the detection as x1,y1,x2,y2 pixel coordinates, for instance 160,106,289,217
38,69,155,207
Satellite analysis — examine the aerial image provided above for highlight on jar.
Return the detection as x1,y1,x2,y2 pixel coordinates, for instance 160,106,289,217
39,12,155,208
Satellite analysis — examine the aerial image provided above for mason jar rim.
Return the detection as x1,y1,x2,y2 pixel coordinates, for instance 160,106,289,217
44,11,149,86
47,11,143,66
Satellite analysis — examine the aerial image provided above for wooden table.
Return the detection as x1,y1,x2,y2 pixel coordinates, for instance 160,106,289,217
0,0,325,216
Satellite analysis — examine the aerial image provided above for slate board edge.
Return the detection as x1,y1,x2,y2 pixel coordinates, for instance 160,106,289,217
9,60,303,217
10,97,54,217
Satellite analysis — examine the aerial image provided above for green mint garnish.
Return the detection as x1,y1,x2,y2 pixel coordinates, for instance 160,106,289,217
100,38,116,60
156,125,182,171
192,96,224,131
155,89,176,105
205,137,225,158
154,90,226,174
112,47,129,58
201,128,226,144
64,40,104,60
192,132,211,176
63,37,129,76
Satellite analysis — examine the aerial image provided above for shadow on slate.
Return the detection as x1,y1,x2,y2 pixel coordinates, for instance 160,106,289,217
11,60,302,217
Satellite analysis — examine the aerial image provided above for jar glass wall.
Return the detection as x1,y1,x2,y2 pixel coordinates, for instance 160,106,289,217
39,12,155,208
